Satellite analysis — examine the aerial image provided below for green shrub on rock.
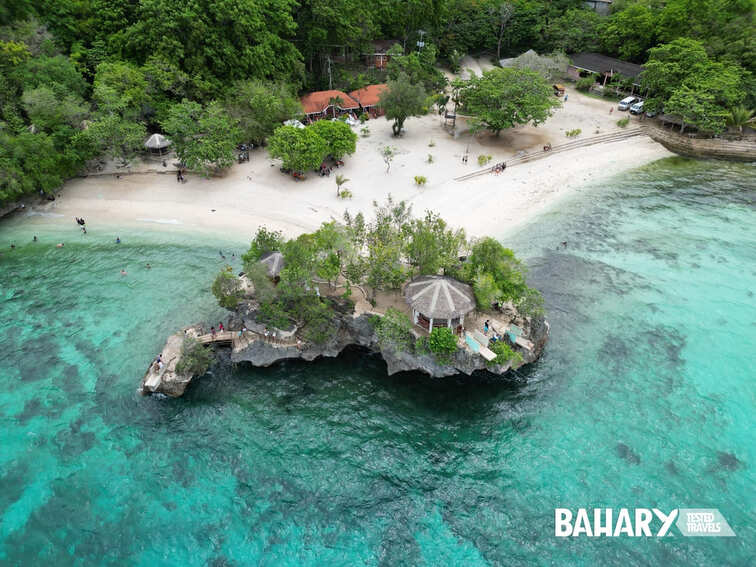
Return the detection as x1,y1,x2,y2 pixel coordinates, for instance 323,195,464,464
211,267,243,309
175,337,213,376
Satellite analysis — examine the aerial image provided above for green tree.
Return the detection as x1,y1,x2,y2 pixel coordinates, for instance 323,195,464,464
461,237,528,302
78,114,146,160
267,124,328,172
546,8,602,54
727,105,755,133
22,86,89,131
242,226,285,267
162,99,241,174
211,267,244,309
641,38,711,112
459,67,558,136
225,79,301,145
110,0,304,96
402,211,466,276
309,119,357,159
15,55,88,98
379,73,428,136
386,43,447,93
665,85,729,134
334,173,349,197
175,337,213,376
603,2,657,61
92,61,150,120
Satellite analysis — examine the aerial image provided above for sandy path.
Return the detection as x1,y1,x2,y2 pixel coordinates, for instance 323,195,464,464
17,86,672,242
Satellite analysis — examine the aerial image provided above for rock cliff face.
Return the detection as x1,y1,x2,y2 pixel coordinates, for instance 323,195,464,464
141,300,549,397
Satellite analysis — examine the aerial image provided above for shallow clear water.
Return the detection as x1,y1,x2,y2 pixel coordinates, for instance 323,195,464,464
1,158,754,565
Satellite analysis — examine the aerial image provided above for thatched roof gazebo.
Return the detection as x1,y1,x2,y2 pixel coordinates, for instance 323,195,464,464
144,133,171,155
404,275,476,331
259,251,285,280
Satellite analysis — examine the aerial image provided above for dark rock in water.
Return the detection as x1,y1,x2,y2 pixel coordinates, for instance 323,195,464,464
717,451,742,471
665,460,679,475
616,443,641,464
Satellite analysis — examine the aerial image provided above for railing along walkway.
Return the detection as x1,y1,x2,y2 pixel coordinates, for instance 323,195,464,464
454,128,643,182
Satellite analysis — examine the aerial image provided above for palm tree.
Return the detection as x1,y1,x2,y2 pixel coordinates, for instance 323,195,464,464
335,174,349,197
727,105,755,134
328,96,344,119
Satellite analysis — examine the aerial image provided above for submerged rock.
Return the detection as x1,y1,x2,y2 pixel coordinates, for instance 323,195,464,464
616,442,641,465
717,451,742,471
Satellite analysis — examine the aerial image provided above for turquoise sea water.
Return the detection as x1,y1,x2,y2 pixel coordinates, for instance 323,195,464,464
1,158,754,565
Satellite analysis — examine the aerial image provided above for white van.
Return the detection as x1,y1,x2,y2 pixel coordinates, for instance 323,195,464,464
618,96,638,111
629,101,644,115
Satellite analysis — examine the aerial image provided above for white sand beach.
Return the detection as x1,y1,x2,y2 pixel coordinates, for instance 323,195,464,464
18,86,672,241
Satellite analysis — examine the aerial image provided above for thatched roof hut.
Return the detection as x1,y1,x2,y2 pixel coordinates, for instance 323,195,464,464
259,251,285,278
144,133,171,155
404,275,476,330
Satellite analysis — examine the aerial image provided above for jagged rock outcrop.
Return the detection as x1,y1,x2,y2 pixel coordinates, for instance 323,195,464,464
141,298,549,397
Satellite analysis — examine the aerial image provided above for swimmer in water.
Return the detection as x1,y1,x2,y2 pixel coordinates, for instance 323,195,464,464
116,237,121,244
56,243,64,248
120,269,127,276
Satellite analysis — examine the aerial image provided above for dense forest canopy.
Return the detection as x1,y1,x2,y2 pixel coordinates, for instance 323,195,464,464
1,0,753,203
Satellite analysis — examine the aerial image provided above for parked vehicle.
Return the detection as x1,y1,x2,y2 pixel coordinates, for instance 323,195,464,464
645,109,658,118
629,101,644,115
618,96,638,111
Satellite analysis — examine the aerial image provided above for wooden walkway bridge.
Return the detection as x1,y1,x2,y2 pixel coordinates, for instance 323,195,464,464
196,329,301,352
454,128,644,183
